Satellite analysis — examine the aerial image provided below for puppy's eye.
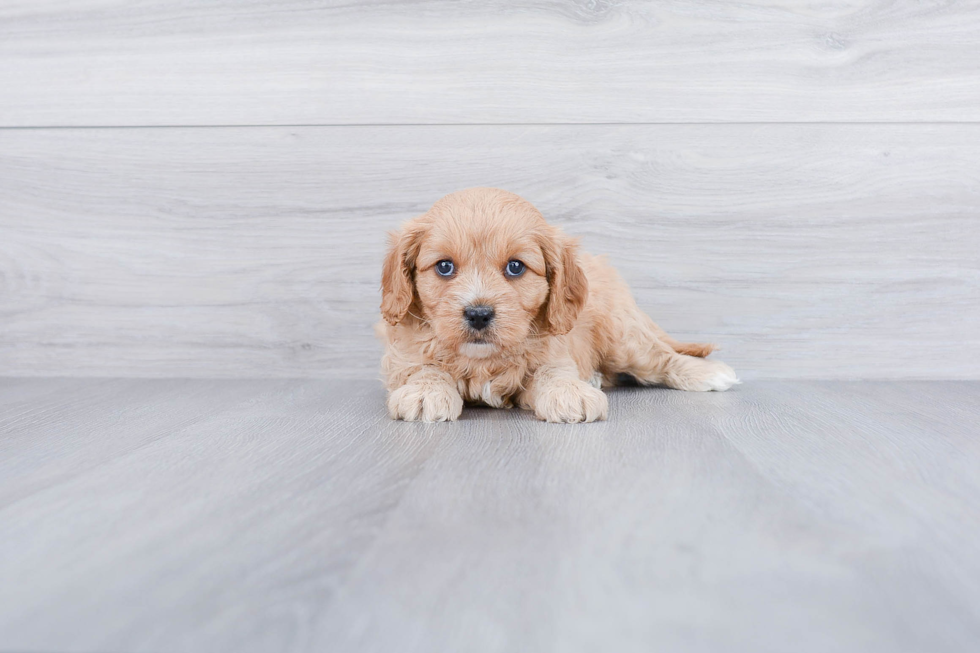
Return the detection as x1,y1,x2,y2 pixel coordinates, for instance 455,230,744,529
435,260,455,277
505,260,526,277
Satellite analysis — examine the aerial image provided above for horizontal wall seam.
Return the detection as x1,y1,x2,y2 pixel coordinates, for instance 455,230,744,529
3,121,980,131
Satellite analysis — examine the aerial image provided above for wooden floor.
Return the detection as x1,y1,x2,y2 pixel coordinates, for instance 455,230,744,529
1,378,979,652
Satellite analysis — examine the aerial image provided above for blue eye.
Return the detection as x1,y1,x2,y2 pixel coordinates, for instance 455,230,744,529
435,260,455,276
505,260,526,277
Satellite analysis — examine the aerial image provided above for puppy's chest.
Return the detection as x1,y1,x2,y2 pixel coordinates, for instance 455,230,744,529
454,364,526,408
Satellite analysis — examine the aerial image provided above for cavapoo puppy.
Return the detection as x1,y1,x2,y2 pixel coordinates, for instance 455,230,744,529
378,188,738,423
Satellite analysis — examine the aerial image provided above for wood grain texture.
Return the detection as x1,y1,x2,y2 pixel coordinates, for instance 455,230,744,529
1,378,979,652
2,124,978,379
2,1,980,126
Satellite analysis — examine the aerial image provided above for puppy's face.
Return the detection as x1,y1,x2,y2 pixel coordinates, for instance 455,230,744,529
381,189,587,359
413,215,549,359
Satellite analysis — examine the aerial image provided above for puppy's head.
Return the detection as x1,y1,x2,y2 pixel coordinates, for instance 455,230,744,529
381,188,587,359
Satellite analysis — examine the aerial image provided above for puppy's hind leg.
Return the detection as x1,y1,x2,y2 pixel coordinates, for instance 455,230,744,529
615,324,739,392
645,349,740,391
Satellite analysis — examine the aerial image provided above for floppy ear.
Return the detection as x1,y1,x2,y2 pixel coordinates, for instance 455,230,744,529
380,223,425,326
540,228,589,335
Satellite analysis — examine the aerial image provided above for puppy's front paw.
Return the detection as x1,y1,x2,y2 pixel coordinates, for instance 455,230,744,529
533,378,608,424
388,381,463,422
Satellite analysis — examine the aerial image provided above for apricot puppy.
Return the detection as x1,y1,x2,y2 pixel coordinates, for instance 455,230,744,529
378,188,738,423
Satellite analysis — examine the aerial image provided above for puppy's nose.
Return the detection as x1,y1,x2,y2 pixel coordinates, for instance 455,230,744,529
463,305,495,331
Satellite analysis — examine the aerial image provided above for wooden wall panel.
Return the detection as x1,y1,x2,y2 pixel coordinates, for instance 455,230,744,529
2,125,977,379
1,1,979,126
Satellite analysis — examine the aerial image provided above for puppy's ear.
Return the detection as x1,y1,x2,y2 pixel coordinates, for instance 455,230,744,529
541,229,588,335
380,223,425,326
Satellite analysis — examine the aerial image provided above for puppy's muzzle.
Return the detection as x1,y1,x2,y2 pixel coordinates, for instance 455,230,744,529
463,305,494,332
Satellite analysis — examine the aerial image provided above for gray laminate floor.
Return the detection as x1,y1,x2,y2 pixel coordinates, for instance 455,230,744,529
1,379,978,653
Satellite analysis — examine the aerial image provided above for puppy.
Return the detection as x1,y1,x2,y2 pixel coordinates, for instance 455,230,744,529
378,188,738,423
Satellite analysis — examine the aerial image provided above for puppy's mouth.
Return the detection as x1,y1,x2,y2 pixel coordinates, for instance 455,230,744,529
459,339,497,359
463,329,496,345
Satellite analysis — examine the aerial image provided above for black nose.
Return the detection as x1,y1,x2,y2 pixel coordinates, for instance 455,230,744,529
463,305,495,331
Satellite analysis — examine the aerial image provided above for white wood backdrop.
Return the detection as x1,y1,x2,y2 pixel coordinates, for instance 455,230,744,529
2,126,978,379
2,1,980,125
0,1,978,379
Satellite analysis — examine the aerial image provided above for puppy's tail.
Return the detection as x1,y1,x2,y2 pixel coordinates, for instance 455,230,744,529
662,336,717,358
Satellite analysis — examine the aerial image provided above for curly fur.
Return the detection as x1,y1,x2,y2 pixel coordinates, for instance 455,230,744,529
378,188,739,423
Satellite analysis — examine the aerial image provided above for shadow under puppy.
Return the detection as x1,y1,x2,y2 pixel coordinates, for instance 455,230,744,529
378,188,738,423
